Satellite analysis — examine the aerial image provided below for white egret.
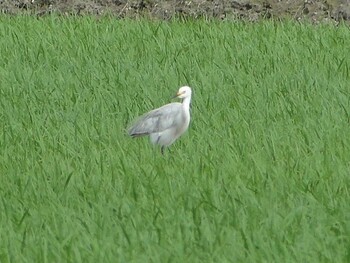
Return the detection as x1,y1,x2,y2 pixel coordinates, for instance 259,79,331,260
128,86,192,154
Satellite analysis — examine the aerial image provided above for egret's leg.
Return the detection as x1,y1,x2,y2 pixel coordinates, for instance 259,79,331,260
161,146,165,155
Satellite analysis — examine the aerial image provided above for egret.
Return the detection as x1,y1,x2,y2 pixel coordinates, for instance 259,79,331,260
128,86,192,154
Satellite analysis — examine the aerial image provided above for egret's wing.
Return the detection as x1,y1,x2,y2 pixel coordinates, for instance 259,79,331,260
128,103,183,137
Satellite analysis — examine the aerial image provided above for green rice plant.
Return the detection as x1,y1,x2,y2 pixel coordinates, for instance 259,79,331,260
0,16,349,262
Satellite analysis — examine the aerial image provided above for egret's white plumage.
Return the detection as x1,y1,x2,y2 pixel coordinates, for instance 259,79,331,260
128,86,192,154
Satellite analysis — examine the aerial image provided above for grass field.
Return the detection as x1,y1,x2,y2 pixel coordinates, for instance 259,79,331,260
0,16,349,262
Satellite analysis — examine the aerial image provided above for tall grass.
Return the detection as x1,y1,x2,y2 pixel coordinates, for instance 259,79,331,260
0,16,349,262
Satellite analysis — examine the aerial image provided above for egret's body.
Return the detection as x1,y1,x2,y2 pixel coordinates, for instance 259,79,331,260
128,86,192,154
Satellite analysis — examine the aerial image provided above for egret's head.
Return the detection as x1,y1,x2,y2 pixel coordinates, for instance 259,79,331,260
175,86,192,99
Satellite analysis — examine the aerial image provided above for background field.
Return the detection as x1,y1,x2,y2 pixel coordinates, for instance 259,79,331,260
1,0,350,24
0,16,350,262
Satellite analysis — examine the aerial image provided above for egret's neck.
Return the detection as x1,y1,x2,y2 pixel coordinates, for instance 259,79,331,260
182,96,191,112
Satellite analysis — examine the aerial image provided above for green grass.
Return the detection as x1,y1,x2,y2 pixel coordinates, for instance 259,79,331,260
0,15,350,262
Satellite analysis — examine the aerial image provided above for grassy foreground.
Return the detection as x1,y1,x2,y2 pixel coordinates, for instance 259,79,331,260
0,16,349,262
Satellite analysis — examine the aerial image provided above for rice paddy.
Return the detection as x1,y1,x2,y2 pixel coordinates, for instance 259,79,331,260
0,16,349,262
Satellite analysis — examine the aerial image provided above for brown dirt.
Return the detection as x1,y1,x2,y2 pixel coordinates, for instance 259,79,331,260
1,0,350,24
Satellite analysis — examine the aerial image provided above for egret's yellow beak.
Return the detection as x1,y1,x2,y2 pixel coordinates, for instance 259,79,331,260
172,91,184,99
